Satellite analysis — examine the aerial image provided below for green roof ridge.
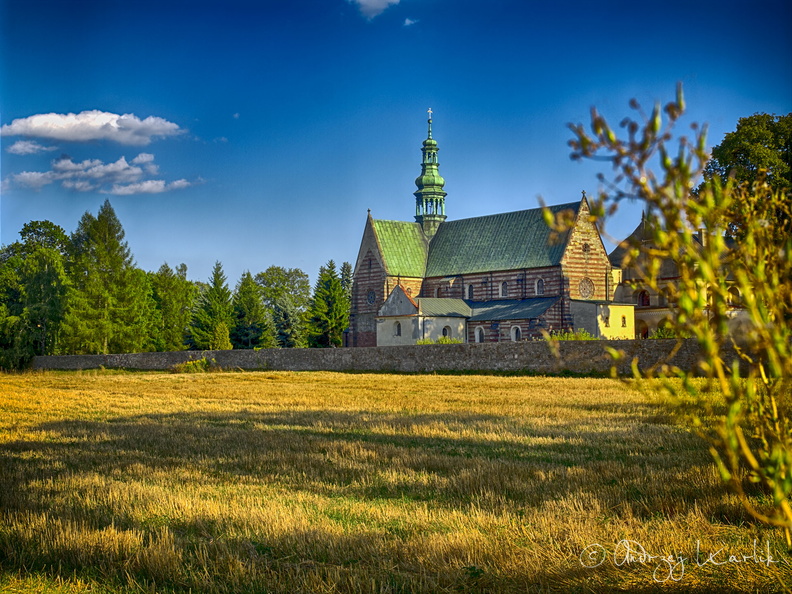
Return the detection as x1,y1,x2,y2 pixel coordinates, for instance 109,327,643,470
425,201,579,277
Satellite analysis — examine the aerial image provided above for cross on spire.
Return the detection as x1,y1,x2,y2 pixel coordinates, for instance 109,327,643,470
427,107,433,119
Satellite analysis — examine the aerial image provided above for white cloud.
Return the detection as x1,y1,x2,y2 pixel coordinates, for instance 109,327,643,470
404,18,417,26
5,153,191,195
0,110,184,146
107,179,191,195
349,0,399,19
131,152,155,164
6,140,58,155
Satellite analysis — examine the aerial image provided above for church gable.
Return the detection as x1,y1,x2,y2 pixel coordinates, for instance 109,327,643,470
560,197,613,301
378,285,419,317
425,202,580,277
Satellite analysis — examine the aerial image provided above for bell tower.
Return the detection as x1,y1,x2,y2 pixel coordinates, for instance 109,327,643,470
414,108,447,238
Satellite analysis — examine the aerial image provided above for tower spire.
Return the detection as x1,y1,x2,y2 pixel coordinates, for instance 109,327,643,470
414,109,446,238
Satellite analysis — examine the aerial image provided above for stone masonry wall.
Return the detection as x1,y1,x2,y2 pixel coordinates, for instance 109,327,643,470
31,339,743,376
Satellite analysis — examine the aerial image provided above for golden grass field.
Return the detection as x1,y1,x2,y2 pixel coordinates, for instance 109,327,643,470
0,370,790,593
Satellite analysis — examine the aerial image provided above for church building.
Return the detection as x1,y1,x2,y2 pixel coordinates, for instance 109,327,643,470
348,112,634,346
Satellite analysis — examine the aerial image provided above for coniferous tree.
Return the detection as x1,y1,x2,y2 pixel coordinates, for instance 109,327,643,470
340,261,353,307
150,263,197,351
59,201,156,354
272,295,304,348
307,260,349,348
231,271,276,349
191,261,234,350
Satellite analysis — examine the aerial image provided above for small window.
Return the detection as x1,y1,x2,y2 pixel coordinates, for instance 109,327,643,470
475,326,485,343
511,326,521,341
582,243,591,253
442,326,451,337
536,278,545,295
500,281,508,298
728,287,741,306
638,290,650,307
406,287,412,295
603,316,610,328
621,315,627,328
467,284,474,300
394,321,401,337
434,287,440,298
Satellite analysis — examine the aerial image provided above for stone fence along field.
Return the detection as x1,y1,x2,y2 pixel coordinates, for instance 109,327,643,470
31,339,741,375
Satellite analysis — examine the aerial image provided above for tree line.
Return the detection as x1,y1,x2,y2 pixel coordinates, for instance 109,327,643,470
0,200,352,368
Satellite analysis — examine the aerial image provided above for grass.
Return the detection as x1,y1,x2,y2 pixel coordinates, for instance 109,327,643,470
0,370,789,592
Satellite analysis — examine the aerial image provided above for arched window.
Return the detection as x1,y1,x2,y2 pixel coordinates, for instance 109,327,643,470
434,286,440,298
536,278,545,295
511,326,521,341
621,315,627,328
475,326,485,343
637,290,650,307
500,281,508,298
442,326,451,337
394,321,401,337
467,284,474,300
728,286,741,306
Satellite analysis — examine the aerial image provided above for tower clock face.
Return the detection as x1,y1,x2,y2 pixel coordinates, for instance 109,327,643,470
366,290,376,304
579,278,595,299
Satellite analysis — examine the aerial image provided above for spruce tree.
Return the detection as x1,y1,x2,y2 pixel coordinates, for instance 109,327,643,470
150,263,197,351
191,261,234,350
231,271,276,349
272,295,304,348
340,261,353,305
59,201,156,354
308,260,349,348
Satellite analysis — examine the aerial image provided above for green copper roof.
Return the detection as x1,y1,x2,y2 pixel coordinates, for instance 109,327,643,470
425,202,580,277
468,297,560,321
372,219,428,278
417,298,471,318
413,297,560,320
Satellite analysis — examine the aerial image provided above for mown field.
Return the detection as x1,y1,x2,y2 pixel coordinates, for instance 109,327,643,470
0,370,789,593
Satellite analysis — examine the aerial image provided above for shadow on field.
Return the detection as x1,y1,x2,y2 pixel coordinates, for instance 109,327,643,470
2,406,720,517
1,407,773,592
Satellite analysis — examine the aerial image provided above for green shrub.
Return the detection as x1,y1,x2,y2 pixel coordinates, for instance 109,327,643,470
417,336,464,345
171,357,217,373
546,329,598,341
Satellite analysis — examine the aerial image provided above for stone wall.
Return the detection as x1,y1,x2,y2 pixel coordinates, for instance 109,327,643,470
31,339,741,375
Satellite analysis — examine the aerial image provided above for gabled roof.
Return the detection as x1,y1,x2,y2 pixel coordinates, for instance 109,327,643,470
468,297,560,321
417,298,472,318
371,219,428,278
425,202,580,277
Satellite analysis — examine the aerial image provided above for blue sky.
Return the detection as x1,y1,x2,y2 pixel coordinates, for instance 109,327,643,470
2,0,790,286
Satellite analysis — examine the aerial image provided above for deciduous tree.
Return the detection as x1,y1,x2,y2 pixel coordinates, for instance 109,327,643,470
565,86,792,545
